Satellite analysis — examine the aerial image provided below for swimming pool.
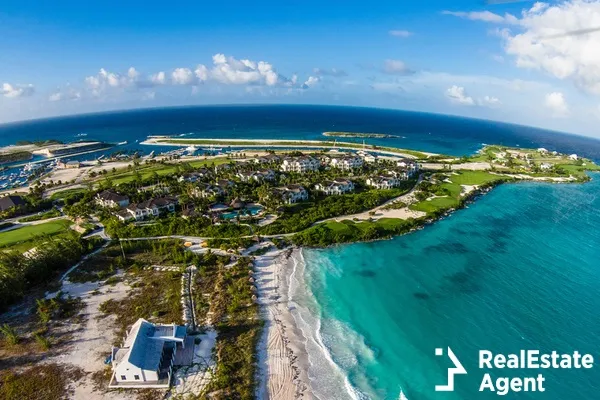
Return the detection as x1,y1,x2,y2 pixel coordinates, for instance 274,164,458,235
221,205,263,219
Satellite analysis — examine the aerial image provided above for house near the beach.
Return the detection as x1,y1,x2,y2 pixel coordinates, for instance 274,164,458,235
275,184,309,204
237,169,276,182
280,156,320,173
178,169,212,183
109,318,187,389
314,178,355,195
327,155,364,170
366,176,402,189
198,183,224,198
96,190,130,208
396,159,420,175
569,154,578,160
117,196,178,221
540,163,553,171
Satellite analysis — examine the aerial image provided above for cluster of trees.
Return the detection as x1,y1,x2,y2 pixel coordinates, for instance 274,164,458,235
260,186,411,235
104,214,252,238
0,233,103,310
293,218,422,247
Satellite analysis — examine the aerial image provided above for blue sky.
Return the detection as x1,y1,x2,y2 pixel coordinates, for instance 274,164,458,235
2,0,600,137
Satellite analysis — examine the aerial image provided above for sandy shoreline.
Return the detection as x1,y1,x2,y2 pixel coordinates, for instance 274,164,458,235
255,248,314,400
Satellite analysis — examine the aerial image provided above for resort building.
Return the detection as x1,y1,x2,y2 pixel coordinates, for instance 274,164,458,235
253,154,281,164
275,184,309,204
314,179,355,195
194,183,224,198
57,160,81,169
280,156,320,173
537,148,549,154
178,169,212,183
96,190,130,208
569,154,579,160
117,196,178,221
357,151,379,163
328,155,364,170
216,179,235,190
396,159,420,175
386,169,411,181
109,318,187,389
540,163,553,171
237,169,276,182
366,176,402,189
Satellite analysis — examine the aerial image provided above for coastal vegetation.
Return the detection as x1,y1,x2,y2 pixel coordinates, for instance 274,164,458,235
17,208,61,223
202,257,260,399
322,131,400,138
0,232,103,311
260,186,413,235
0,151,32,164
152,138,430,159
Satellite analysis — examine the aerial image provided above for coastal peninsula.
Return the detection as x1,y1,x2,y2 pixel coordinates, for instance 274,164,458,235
0,138,598,399
322,131,401,138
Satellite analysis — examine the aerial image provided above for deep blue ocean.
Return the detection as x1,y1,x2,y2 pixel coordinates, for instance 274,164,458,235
2,105,600,399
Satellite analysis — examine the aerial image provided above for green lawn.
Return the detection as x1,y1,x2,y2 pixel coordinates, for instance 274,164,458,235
102,158,230,185
0,219,72,252
410,170,506,214
50,188,88,200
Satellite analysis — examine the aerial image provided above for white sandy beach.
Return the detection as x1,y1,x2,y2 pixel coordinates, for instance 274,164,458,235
255,248,314,400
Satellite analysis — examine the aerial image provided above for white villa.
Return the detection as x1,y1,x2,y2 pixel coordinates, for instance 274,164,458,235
178,169,212,183
358,151,379,163
540,163,553,171
275,184,309,204
537,148,549,154
237,169,275,182
569,154,578,160
280,156,320,173
314,179,355,195
96,190,130,209
366,176,402,189
253,154,281,164
117,197,178,222
109,318,187,389
328,155,364,170
194,183,224,198
396,159,420,175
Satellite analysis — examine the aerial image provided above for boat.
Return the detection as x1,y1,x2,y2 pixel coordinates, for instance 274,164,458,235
23,162,43,172
117,141,128,145
186,145,198,154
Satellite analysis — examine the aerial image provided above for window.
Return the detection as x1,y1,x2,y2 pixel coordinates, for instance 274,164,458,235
120,375,126,381
134,375,140,380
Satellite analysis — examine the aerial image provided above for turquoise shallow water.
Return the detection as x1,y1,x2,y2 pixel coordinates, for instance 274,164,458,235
301,175,600,399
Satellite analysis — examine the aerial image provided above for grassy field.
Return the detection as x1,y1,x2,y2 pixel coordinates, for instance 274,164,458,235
98,158,230,185
410,170,506,214
0,219,72,252
49,188,88,201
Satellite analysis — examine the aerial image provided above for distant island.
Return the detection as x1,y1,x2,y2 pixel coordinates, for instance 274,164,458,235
323,131,400,138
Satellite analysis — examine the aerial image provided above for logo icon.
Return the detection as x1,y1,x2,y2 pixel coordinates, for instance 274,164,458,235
435,347,467,391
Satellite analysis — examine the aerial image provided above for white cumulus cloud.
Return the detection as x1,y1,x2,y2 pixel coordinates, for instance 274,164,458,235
545,91,569,116
171,68,195,85
302,76,320,89
446,85,475,105
504,0,600,95
1,83,35,98
313,68,347,77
